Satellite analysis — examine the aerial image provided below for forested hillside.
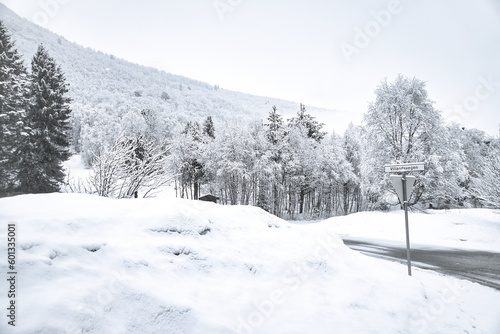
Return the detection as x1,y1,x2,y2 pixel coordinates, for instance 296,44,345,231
0,3,343,165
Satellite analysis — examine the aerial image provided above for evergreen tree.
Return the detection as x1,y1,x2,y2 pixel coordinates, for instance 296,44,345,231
17,44,72,193
264,106,286,215
0,21,29,195
288,103,326,142
203,116,215,139
265,105,285,145
182,121,202,141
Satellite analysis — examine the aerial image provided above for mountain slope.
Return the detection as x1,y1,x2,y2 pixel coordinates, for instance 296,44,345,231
0,3,348,146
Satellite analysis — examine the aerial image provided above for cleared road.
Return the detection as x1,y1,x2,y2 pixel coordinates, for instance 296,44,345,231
342,238,500,291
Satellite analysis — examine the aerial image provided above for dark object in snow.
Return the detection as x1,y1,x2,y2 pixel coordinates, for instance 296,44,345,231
199,194,219,203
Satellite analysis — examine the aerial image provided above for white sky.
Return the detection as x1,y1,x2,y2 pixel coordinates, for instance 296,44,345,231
1,0,500,135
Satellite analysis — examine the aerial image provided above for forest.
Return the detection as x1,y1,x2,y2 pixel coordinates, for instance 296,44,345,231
1,20,499,218
167,87,500,218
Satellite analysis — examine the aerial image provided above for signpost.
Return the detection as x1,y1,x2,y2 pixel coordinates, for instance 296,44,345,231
384,162,425,276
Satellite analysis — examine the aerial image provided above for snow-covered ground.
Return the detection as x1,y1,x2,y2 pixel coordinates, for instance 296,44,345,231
1,193,500,333
318,209,500,253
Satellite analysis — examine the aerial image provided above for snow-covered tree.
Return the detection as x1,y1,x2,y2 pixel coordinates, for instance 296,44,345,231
80,107,122,167
170,121,206,199
263,106,286,214
91,135,173,198
203,116,215,139
265,105,285,146
361,75,454,209
342,124,363,213
17,44,72,193
91,138,128,197
419,124,468,207
474,142,500,208
288,103,326,143
0,21,29,195
459,127,500,208
282,125,316,215
140,108,173,146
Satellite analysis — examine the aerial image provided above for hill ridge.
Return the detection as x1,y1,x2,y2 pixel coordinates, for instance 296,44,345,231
0,2,345,117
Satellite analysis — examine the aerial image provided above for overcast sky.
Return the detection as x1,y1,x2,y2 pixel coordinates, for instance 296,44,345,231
1,0,499,135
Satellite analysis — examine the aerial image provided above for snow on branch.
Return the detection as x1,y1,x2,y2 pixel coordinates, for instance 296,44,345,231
90,135,174,198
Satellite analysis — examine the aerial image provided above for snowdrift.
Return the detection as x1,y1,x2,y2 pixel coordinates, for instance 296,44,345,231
0,194,499,333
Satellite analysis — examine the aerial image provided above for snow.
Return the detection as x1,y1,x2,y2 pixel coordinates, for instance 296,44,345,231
321,209,500,252
63,154,92,179
1,193,500,333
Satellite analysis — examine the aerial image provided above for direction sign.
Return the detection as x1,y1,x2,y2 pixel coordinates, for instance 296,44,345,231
384,162,425,173
390,175,415,204
384,162,424,277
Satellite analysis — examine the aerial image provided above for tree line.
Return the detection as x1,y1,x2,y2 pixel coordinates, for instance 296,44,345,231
171,77,500,217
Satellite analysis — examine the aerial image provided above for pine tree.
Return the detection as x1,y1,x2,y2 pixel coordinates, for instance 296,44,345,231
0,21,29,195
265,105,284,145
182,121,202,141
203,116,215,139
264,106,286,215
288,103,326,142
17,44,72,193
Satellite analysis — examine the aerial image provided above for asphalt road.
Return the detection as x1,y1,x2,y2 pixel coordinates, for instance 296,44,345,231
342,238,500,291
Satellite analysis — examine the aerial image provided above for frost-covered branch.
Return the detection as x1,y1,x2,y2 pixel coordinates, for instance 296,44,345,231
90,136,174,198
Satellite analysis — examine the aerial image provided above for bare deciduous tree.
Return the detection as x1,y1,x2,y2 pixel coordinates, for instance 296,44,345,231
91,136,174,198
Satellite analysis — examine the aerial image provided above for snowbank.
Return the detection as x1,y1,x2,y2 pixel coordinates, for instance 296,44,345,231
1,194,499,333
323,209,500,252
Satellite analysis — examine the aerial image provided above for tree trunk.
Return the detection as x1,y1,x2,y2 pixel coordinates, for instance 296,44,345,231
299,189,305,214
194,182,199,200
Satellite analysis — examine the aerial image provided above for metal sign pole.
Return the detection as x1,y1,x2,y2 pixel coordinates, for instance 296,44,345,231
401,173,412,276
